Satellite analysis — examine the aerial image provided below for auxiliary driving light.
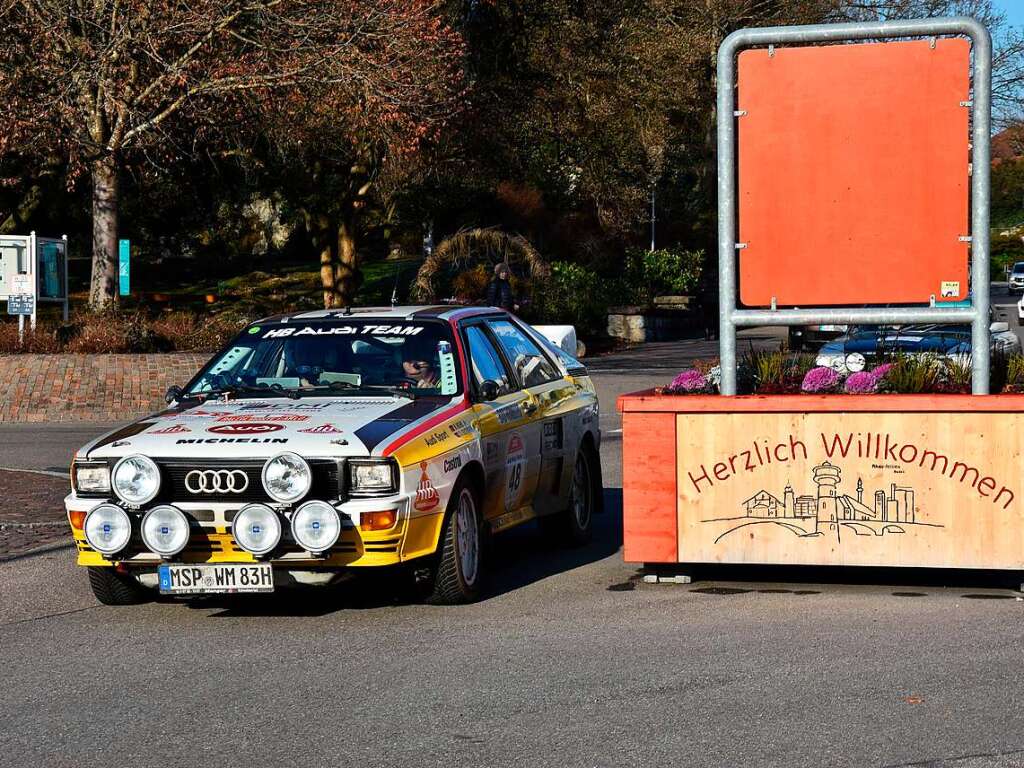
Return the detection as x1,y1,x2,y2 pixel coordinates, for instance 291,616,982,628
141,505,190,558
261,452,312,504
291,501,342,553
83,504,133,555
232,504,282,556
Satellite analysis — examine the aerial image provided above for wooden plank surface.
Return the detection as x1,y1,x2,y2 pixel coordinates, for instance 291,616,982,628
622,412,677,563
675,411,1024,570
618,392,1024,414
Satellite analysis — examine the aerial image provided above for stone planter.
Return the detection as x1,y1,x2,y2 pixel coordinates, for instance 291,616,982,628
606,296,694,343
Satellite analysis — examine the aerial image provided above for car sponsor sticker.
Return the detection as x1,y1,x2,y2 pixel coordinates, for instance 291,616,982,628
449,418,474,438
238,402,332,411
438,340,458,395
151,424,191,434
413,461,440,512
263,325,425,339
424,429,450,447
207,423,284,435
495,403,522,424
542,420,563,451
505,433,526,510
215,414,309,423
443,454,463,474
298,424,344,434
176,437,289,444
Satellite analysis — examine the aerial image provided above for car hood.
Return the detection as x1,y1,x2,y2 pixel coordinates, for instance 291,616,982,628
80,395,459,461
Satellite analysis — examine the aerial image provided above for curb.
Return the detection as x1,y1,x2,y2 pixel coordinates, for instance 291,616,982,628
0,540,75,564
0,466,68,479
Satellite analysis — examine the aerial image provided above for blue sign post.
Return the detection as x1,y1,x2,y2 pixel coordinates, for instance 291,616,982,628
118,239,130,296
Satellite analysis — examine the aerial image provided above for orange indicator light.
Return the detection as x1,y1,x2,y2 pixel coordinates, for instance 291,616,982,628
359,510,397,531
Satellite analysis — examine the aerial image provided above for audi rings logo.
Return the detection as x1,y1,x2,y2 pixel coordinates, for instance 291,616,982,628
184,469,250,494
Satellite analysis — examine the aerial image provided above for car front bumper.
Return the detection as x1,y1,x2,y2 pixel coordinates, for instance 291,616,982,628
66,492,445,570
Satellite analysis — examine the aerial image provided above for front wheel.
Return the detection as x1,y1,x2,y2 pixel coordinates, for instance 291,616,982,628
87,567,151,606
426,479,484,605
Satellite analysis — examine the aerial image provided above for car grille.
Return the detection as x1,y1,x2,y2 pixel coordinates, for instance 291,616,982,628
156,459,343,504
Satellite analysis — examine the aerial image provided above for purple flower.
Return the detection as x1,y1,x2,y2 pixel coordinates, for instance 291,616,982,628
844,370,879,394
668,369,708,392
870,363,893,380
801,366,840,393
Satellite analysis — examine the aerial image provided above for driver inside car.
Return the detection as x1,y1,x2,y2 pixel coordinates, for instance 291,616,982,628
400,336,440,389
283,337,332,386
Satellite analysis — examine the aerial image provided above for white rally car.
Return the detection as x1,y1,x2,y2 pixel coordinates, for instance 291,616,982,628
67,307,602,605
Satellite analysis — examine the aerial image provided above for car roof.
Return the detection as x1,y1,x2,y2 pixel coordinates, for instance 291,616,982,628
254,305,503,324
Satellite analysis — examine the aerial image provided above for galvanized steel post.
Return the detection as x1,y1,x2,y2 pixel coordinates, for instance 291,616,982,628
716,17,992,395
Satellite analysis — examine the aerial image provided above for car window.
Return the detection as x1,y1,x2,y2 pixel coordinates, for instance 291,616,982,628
464,325,512,397
486,319,561,388
187,320,461,396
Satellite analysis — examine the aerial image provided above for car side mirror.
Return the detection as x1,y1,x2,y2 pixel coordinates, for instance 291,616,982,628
990,321,1009,333
165,385,183,404
478,380,500,401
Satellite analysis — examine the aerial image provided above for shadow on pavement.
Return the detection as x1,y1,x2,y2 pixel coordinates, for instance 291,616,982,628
196,487,624,617
649,562,1024,593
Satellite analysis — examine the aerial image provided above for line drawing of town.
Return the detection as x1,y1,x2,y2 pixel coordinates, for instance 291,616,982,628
702,461,943,544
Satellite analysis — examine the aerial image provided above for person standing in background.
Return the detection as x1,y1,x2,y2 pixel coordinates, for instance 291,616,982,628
486,262,518,312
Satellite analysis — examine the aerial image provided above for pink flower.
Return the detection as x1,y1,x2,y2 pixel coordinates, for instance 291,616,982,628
870,363,893,380
844,370,878,394
801,366,840,393
668,369,708,392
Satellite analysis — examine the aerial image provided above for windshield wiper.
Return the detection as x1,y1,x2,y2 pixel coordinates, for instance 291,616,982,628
182,383,300,401
301,381,416,400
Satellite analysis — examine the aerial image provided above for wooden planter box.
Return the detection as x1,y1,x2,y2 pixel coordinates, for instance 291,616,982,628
618,391,1024,571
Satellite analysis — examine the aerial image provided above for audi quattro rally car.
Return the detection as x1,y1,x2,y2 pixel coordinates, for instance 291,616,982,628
67,306,602,605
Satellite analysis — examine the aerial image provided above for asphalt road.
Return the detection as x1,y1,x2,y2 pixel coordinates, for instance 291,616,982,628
3,341,1024,767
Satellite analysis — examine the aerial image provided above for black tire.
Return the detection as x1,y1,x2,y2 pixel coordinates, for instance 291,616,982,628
426,478,484,605
540,443,596,547
87,567,151,606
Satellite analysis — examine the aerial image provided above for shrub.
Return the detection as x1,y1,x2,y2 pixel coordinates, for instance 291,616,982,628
620,247,704,305
532,261,608,337
876,355,942,394
667,369,710,393
801,366,840,393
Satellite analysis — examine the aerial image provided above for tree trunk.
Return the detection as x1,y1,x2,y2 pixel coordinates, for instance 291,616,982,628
89,156,120,309
318,208,362,309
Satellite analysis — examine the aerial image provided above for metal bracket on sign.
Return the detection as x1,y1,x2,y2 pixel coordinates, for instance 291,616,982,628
770,297,777,311
929,37,936,49
960,100,973,108
734,110,747,117
768,44,775,57
929,294,936,307
735,242,748,250
958,235,972,243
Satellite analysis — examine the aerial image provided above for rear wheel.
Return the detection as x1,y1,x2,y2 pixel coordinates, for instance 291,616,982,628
540,446,595,547
87,567,151,606
426,479,484,605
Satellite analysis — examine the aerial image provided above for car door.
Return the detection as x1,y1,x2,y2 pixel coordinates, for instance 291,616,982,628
460,321,540,529
483,317,573,517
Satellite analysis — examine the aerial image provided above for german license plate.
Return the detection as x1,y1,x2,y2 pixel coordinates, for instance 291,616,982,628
158,564,274,594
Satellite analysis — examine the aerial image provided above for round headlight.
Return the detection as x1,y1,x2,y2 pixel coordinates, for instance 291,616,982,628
232,504,282,556
261,452,311,504
83,503,133,555
140,505,190,557
291,501,342,553
112,455,161,505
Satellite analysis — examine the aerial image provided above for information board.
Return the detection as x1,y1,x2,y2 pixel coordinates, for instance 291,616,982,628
7,295,34,315
737,38,970,306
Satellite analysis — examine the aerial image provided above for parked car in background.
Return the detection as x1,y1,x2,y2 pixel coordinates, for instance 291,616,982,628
815,322,1021,373
1009,262,1024,294
788,322,848,351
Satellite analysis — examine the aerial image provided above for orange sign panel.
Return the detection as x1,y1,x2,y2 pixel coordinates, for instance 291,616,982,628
737,38,970,306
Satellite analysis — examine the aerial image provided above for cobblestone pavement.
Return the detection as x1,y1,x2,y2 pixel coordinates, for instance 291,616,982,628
0,469,71,560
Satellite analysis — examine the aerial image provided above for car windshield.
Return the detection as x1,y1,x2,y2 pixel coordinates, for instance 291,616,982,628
1014,263,1024,273
186,319,462,397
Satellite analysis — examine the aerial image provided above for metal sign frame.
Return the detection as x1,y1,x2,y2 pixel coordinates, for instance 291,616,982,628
717,17,991,395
